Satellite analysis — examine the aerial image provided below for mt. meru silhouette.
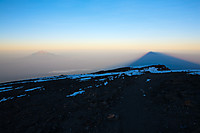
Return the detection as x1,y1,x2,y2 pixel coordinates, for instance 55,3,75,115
31,50,55,57
129,52,200,70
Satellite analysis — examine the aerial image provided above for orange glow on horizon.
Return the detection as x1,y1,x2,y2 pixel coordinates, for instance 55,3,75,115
1,42,200,52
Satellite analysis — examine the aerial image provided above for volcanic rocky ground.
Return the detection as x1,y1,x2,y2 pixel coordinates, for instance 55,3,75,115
0,65,200,133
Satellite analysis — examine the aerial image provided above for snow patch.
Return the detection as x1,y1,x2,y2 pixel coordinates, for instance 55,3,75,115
0,97,14,103
95,84,101,87
108,76,114,81
87,86,93,89
17,94,27,98
0,86,12,90
79,77,92,81
98,78,107,81
104,81,108,86
25,86,44,92
0,89,13,93
15,86,24,90
66,90,85,97
146,79,151,82
145,67,158,72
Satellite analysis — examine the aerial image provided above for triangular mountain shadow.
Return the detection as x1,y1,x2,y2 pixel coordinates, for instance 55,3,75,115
129,51,200,70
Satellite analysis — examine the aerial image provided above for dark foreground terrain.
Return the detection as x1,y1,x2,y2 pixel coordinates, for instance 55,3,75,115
0,65,200,133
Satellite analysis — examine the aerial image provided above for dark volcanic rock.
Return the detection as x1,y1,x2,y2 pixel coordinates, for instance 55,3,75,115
0,68,200,133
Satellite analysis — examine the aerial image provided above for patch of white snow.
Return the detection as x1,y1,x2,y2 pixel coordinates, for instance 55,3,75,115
66,90,85,97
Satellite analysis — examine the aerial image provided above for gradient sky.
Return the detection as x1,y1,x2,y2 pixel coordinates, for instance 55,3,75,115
0,0,200,51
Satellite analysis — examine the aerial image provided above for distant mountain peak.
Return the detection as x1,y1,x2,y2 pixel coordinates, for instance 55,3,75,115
37,50,49,54
148,51,155,53
32,51,55,56
148,51,154,53
146,51,159,55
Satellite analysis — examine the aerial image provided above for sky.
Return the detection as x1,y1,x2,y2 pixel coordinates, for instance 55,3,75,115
0,0,200,52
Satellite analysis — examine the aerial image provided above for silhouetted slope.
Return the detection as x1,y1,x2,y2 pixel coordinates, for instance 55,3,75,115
129,52,200,69
1,65,200,133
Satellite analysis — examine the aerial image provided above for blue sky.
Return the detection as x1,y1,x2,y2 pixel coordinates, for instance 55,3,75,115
0,0,200,51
